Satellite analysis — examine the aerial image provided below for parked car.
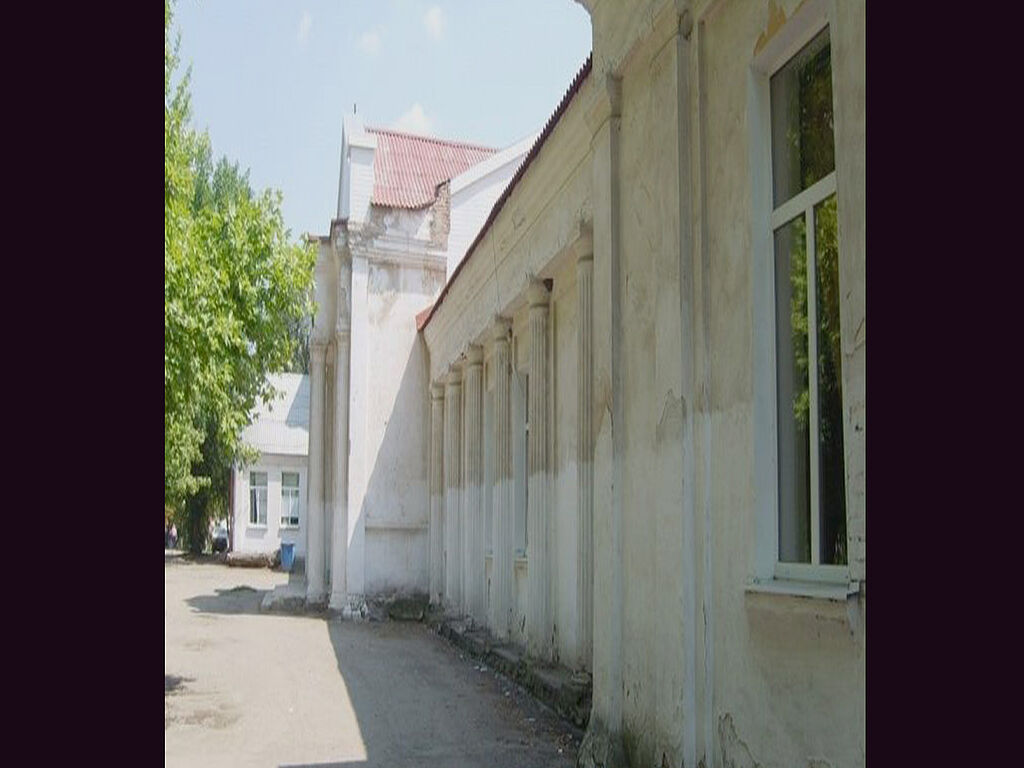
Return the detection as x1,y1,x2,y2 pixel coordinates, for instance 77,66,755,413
211,523,228,553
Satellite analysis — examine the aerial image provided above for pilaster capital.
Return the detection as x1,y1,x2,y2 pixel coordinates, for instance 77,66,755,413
430,382,446,400
464,344,484,367
585,71,623,134
325,342,337,365
444,364,462,388
526,276,551,309
573,220,594,264
490,315,512,345
675,1,693,39
310,340,328,361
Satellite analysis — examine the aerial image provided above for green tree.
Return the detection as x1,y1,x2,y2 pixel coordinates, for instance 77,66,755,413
165,0,316,551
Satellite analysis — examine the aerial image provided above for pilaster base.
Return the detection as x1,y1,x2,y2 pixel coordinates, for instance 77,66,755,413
329,591,367,620
305,587,327,610
578,717,628,768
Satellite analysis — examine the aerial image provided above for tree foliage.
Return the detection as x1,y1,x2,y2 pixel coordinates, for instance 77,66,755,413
164,0,316,544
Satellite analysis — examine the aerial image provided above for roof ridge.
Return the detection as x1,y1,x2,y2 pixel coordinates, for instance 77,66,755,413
366,125,497,153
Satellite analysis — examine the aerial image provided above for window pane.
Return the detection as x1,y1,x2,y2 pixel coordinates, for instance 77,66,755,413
251,472,267,487
814,194,847,565
775,214,811,563
282,472,299,489
250,488,258,525
258,489,267,525
770,28,834,207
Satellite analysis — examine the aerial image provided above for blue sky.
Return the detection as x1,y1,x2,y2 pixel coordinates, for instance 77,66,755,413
172,0,593,242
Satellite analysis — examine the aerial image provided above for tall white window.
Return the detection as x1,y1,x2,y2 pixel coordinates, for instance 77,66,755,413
770,27,846,568
249,472,268,526
280,472,300,528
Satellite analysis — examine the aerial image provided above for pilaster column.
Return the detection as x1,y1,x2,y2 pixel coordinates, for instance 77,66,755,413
306,340,327,605
489,317,514,640
443,365,463,614
463,345,484,624
526,277,552,658
429,382,446,606
330,251,353,611
576,239,594,669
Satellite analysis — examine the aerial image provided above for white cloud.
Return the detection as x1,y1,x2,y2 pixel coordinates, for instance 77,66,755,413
297,11,312,45
358,29,381,54
424,6,444,40
392,104,434,136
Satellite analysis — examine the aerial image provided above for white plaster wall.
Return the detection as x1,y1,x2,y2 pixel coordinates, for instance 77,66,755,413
347,145,376,227
364,526,429,595
698,2,866,767
342,222,445,598
550,259,579,667
580,1,866,766
231,454,308,559
418,3,864,765
615,33,687,763
446,134,536,280
447,170,514,279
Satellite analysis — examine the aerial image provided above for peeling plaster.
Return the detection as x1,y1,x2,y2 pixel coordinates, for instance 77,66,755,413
719,713,762,768
753,0,788,56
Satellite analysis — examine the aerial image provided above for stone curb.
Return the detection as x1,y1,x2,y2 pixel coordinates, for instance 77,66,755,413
436,617,592,728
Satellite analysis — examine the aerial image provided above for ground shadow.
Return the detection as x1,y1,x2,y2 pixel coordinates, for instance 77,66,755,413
297,619,577,768
185,585,273,616
175,568,576,766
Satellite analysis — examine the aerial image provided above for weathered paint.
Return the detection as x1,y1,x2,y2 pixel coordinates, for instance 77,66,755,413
421,2,864,767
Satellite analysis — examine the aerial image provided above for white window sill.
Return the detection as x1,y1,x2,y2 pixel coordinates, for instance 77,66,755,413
745,577,860,602
248,524,268,531
279,525,300,531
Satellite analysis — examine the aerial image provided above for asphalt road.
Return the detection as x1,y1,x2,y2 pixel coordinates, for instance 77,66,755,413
165,554,579,767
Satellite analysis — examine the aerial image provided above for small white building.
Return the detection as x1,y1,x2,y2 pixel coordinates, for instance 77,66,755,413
231,373,310,560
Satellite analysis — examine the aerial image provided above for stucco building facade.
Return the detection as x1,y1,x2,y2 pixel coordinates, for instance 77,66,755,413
307,1,865,765
231,372,310,559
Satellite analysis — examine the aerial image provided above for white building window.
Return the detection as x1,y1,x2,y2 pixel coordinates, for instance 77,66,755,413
249,472,268,526
280,472,300,528
769,26,846,570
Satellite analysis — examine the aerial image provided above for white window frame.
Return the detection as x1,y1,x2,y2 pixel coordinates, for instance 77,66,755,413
750,0,853,590
249,471,268,528
280,471,301,529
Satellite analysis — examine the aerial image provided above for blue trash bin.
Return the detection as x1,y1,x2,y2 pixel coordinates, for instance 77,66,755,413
281,543,295,571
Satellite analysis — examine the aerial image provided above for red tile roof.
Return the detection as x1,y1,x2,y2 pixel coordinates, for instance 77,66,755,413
417,53,593,333
366,127,497,209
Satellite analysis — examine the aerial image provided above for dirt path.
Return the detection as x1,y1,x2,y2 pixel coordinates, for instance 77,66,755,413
165,556,579,767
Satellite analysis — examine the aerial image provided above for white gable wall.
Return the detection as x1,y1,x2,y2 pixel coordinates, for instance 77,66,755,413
446,134,537,280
